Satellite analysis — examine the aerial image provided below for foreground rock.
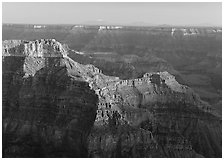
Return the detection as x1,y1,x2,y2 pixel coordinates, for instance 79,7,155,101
2,39,98,157
87,66,221,158
2,39,222,158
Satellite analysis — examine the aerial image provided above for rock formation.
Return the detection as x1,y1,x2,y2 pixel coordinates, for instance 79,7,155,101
2,39,222,158
87,67,221,158
2,39,98,157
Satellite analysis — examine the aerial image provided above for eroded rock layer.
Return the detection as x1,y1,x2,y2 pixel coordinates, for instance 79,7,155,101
2,39,222,158
87,69,221,158
2,39,98,157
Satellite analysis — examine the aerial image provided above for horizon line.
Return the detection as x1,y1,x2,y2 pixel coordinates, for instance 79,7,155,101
2,22,222,28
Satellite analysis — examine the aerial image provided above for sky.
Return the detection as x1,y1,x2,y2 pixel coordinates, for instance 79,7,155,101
2,2,222,26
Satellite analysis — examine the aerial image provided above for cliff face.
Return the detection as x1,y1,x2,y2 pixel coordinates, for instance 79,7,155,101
3,39,67,57
87,69,221,157
3,24,221,110
2,39,222,158
2,39,98,157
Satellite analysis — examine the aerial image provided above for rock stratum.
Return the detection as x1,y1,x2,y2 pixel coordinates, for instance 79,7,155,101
2,39,222,158
3,39,98,157
3,24,222,110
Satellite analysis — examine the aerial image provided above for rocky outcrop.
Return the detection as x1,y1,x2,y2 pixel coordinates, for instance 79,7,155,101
3,25,221,108
171,28,222,37
3,39,67,57
87,67,221,157
2,39,98,157
2,39,222,158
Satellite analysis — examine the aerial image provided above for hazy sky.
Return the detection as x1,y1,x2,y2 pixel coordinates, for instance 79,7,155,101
2,2,222,26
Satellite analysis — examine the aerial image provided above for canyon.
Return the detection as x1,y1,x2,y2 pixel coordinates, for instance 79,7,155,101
3,24,221,111
2,38,222,157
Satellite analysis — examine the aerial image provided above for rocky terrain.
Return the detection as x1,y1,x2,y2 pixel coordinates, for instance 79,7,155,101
88,70,221,158
2,39,222,157
3,24,221,112
2,39,99,157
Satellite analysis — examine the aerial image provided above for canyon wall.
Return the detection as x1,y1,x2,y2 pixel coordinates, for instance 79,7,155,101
3,39,98,157
88,68,221,157
2,39,222,158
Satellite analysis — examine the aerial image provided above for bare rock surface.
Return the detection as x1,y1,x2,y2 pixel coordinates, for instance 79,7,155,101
2,39,221,158
2,39,98,157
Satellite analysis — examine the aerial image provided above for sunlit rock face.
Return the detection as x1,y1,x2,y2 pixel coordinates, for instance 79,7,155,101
2,39,98,158
88,69,221,158
3,39,67,57
171,28,222,37
2,39,221,158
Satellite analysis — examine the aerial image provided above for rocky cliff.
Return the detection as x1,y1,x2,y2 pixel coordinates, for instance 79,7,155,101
2,39,98,157
2,39,222,158
87,68,221,157
3,24,221,109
